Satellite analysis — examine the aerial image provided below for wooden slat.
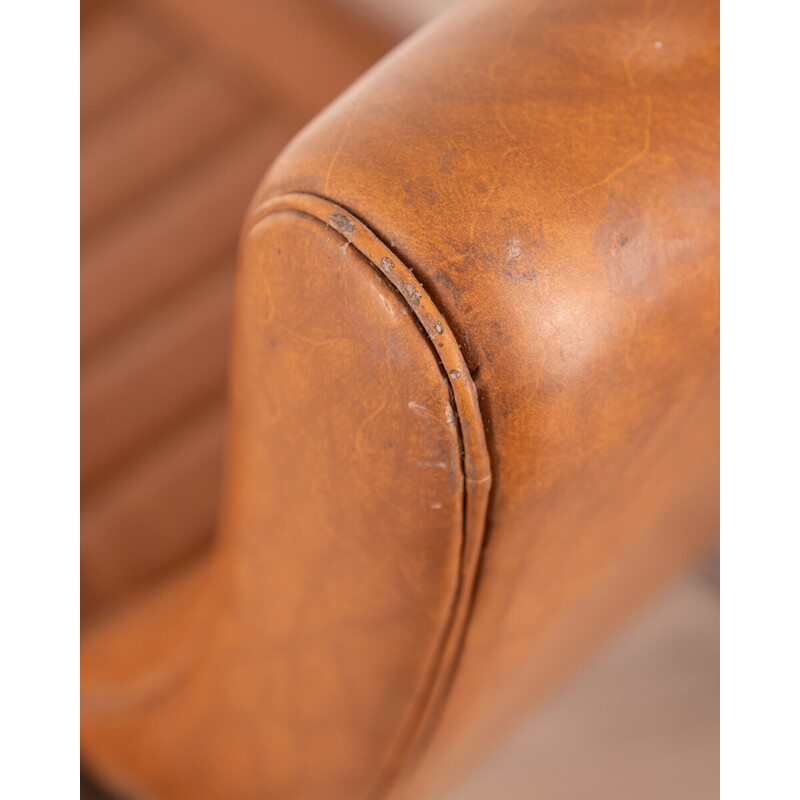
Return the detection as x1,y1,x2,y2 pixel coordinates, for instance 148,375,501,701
81,60,255,230
81,403,225,618
81,112,298,351
81,263,234,486
81,3,173,123
128,0,396,118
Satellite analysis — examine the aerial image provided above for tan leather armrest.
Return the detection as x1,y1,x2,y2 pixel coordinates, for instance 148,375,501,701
81,0,719,797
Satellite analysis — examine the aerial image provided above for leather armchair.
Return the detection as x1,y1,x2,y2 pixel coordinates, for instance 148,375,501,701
81,0,719,797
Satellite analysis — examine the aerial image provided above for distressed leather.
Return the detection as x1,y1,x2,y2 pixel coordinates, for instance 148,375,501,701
81,0,719,796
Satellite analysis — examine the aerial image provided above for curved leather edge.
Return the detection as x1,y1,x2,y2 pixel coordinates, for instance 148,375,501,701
247,192,492,794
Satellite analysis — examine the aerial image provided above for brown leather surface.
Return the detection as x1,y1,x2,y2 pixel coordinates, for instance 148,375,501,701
80,0,395,618
81,0,719,796
83,211,471,798
431,571,720,800
257,0,719,789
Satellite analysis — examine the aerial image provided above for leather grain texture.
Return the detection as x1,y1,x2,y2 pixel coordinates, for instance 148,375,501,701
257,0,719,789
81,0,719,796
82,210,478,799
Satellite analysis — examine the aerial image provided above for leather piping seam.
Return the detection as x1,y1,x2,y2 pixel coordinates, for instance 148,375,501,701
248,192,492,797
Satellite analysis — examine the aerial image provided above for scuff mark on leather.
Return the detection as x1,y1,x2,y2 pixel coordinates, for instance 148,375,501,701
506,239,522,259
401,281,422,307
327,212,356,236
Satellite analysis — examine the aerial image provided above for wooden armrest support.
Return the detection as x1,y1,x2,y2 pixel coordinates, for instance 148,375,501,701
81,0,719,797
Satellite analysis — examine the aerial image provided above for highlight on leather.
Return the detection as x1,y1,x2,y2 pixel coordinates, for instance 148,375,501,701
81,0,719,795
